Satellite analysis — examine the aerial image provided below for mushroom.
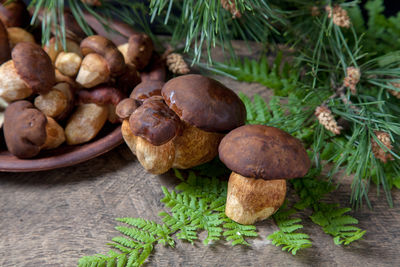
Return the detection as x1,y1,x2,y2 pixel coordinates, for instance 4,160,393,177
0,0,30,28
127,96,182,174
76,35,125,88
0,19,10,65
3,100,65,158
55,51,82,77
116,64,141,94
77,86,125,123
140,54,166,82
34,83,75,121
130,80,164,101
6,27,35,48
44,37,82,64
218,125,311,225
118,33,153,70
64,103,108,145
0,42,55,102
119,74,246,174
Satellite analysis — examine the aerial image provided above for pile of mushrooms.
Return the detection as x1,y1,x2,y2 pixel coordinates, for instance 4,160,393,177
0,1,158,158
116,74,246,174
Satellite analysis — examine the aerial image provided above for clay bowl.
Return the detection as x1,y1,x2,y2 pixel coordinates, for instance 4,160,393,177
0,124,123,172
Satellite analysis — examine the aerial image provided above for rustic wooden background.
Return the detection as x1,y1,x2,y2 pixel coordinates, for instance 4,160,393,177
1,44,400,267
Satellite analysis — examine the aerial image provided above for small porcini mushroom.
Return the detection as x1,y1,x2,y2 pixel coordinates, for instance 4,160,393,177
11,42,55,94
3,100,47,158
55,51,82,77
65,103,108,145
44,37,82,63
162,74,246,169
126,33,153,70
7,27,35,48
125,97,181,174
0,19,10,65
0,0,30,28
3,101,66,158
116,98,140,120
78,86,125,123
130,80,164,101
218,125,311,225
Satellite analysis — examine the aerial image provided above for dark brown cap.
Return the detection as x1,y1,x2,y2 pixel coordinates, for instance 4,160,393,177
162,74,246,133
141,53,166,82
127,33,153,70
80,35,125,76
130,80,164,101
0,19,10,64
219,125,311,180
0,0,30,28
78,86,125,106
116,64,141,94
129,97,181,146
3,100,47,158
12,42,55,94
116,98,141,119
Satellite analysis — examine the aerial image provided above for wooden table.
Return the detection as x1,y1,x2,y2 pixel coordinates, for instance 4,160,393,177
1,52,400,266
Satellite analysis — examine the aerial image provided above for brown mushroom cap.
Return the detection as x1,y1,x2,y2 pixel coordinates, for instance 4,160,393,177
0,0,30,28
3,100,47,158
80,35,125,76
116,98,141,119
129,97,181,146
12,42,55,94
219,124,311,180
63,9,87,42
127,33,153,70
130,80,164,101
162,74,246,133
78,86,125,106
0,19,10,64
141,53,166,82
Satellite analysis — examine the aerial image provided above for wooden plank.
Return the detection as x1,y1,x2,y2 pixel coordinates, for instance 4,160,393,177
1,52,400,267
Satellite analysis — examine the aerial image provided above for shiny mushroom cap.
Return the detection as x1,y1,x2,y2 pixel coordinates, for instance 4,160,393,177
130,80,164,101
219,125,311,180
0,19,10,64
129,97,181,146
162,74,246,133
3,100,47,158
116,98,141,120
12,42,55,94
127,33,153,70
80,35,126,76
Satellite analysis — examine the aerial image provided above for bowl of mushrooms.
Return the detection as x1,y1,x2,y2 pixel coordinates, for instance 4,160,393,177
0,1,161,171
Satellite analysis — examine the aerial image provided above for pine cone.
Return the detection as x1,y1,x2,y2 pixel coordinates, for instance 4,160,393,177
389,82,400,99
315,106,342,135
371,131,394,163
221,0,241,19
325,5,350,28
166,53,190,75
344,67,360,94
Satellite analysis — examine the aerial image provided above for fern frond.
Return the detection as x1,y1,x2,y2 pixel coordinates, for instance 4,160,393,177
267,207,312,255
310,203,366,245
222,217,258,246
204,54,299,96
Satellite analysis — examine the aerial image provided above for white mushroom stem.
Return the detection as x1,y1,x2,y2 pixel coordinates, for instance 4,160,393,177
0,60,32,102
75,53,110,88
41,116,66,150
225,172,287,225
55,52,82,77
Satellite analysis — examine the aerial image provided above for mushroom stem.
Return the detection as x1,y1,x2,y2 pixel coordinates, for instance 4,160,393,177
225,172,286,225
41,116,65,150
75,53,110,88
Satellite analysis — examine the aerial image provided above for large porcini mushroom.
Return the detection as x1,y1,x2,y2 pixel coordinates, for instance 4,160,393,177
119,74,246,174
3,101,65,158
0,42,55,101
76,35,125,88
218,125,311,225
0,19,10,65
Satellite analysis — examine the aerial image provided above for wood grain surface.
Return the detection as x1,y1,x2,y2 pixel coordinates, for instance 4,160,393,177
1,46,400,267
